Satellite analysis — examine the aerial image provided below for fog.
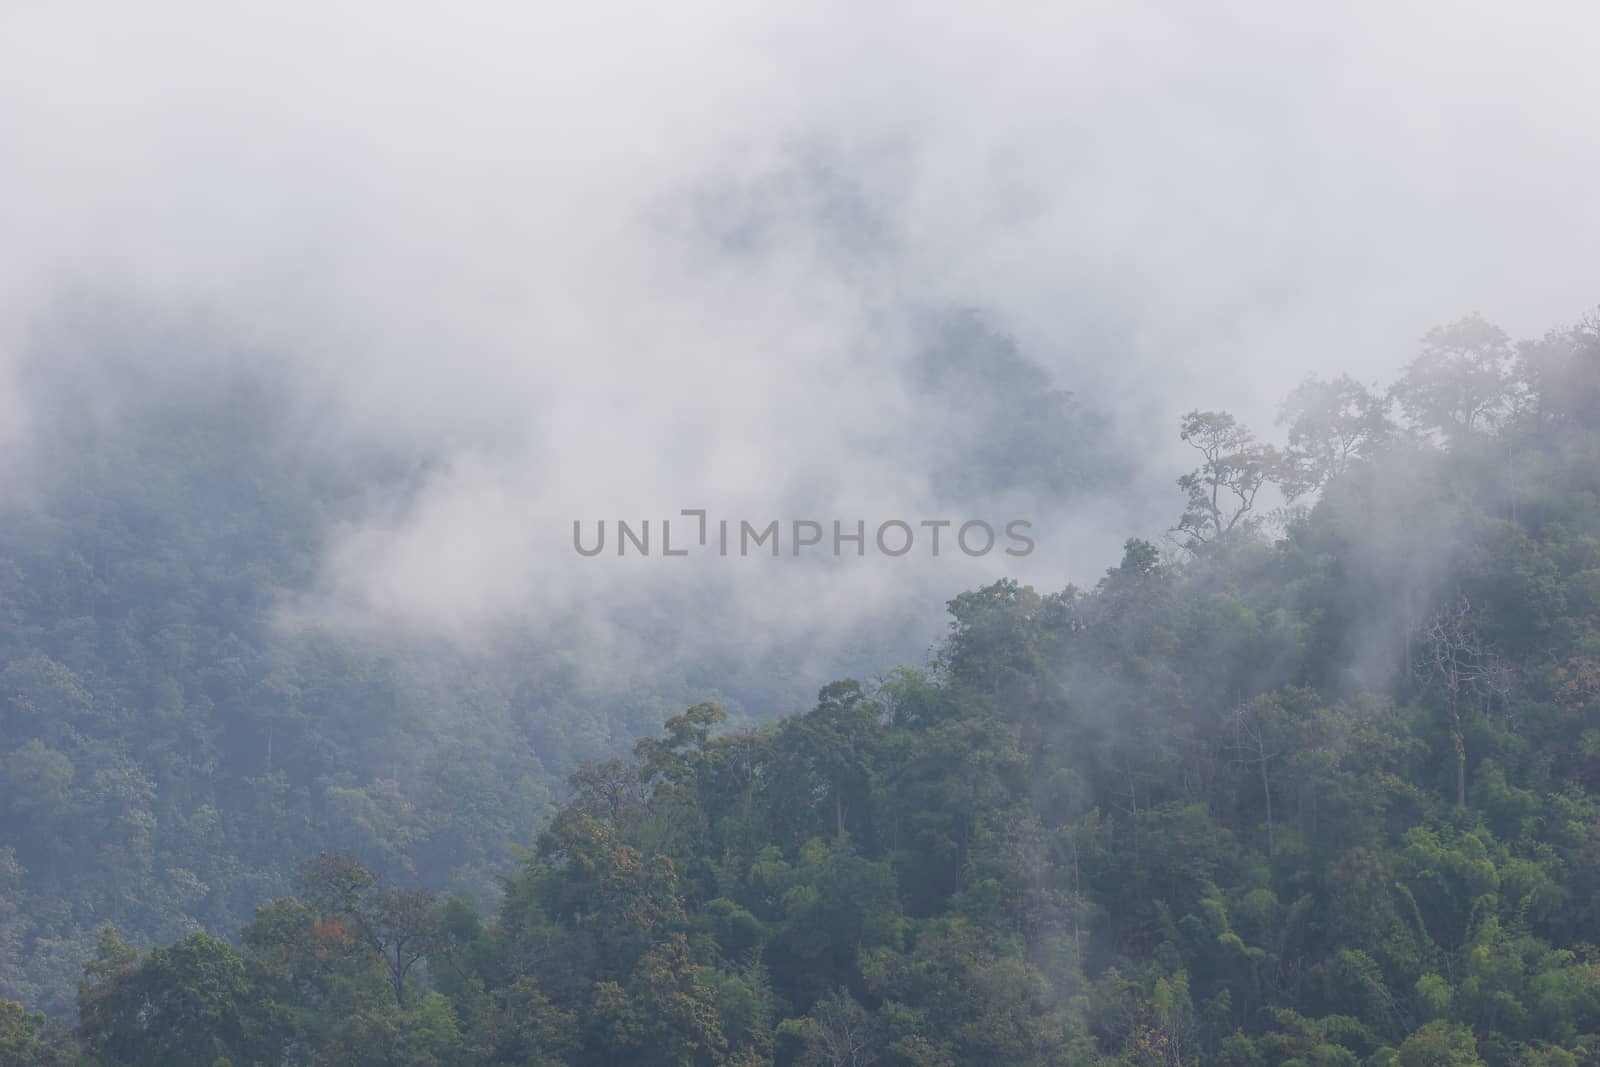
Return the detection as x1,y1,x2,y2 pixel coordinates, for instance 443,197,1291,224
3,1,1598,699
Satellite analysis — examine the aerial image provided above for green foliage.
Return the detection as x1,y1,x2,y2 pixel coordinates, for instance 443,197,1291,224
13,308,1600,1066
0,998,76,1066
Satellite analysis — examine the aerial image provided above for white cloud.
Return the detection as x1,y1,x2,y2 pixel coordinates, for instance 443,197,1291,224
2,0,1596,655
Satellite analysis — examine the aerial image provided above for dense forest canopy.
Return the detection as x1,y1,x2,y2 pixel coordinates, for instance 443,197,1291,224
4,308,1600,1065
0,302,1126,1024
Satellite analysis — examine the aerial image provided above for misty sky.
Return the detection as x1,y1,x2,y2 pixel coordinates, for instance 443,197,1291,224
3,2,1598,673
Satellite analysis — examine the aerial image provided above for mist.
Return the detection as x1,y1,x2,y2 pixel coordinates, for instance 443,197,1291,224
8,4,1600,1053
3,1,1599,695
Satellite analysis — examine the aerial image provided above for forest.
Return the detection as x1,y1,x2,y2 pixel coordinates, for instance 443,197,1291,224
4,309,1600,1066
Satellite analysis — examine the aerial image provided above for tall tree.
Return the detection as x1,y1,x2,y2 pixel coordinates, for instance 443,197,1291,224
1390,315,1517,441
77,929,255,1067
297,851,444,1007
1174,411,1277,546
1276,374,1394,500
1415,598,1513,806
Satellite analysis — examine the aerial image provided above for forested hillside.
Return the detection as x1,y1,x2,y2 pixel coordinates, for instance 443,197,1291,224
0,306,1122,1024
3,312,1598,1066
0,341,551,1017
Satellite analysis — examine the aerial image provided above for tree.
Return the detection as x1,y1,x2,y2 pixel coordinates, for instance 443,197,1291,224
1387,1020,1484,1066
939,579,1046,699
798,989,877,1067
1227,698,1280,856
1515,312,1600,433
465,976,578,1066
1174,411,1277,546
1391,315,1516,441
297,851,444,1007
567,756,648,827
1415,598,1513,806
593,933,729,1067
0,999,75,1067
863,927,1085,1067
774,683,883,841
75,927,145,1064
1276,375,1394,500
77,929,255,1067
636,702,729,791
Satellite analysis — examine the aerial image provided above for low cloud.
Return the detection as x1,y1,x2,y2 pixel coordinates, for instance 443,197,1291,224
3,1,1597,680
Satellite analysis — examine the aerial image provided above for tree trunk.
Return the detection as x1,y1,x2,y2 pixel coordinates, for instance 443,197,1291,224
1260,758,1275,856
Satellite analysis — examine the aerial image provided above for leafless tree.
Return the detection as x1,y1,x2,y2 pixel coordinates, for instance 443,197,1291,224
1228,698,1278,856
801,989,878,1067
1415,597,1514,806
